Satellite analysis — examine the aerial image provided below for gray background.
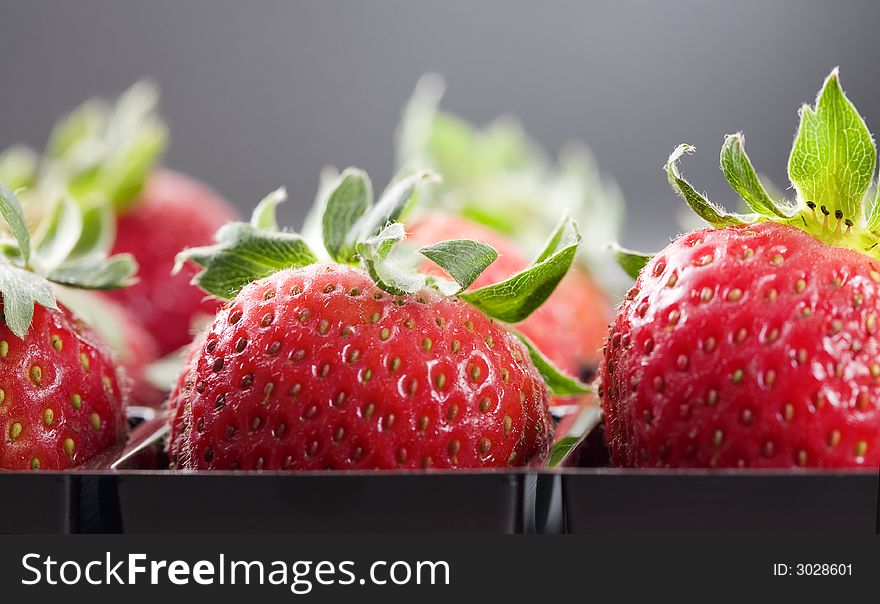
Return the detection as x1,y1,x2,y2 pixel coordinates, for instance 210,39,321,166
1,0,878,249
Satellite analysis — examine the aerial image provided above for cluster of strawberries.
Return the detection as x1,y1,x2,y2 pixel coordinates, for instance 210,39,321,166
1,70,877,472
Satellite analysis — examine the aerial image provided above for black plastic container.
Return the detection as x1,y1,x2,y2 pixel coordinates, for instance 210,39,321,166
0,473,74,534
81,470,535,534
559,469,879,534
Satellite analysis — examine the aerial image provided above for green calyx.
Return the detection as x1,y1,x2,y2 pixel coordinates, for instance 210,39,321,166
0,180,137,338
177,166,588,396
37,81,167,212
664,69,880,259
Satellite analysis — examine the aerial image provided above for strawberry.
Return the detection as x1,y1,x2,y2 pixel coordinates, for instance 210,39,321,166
396,76,623,380
37,83,238,355
169,169,587,470
166,329,205,462
0,182,135,470
601,70,880,468
105,169,237,354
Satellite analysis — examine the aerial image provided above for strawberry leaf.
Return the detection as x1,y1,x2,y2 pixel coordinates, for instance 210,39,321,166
0,180,32,265
512,329,590,396
33,196,83,273
322,169,372,263
459,216,580,323
0,259,57,338
357,223,425,295
612,243,652,280
46,82,168,210
48,254,137,290
419,239,498,294
177,222,319,300
0,146,38,191
352,169,438,243
666,144,753,228
721,133,791,218
788,68,876,224
46,98,108,160
250,187,287,231
70,203,115,259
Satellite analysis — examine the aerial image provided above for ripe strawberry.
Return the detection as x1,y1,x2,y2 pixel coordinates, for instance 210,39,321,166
169,169,586,470
601,70,880,468
0,183,135,470
106,169,237,354
173,264,552,470
0,302,127,470
409,213,610,381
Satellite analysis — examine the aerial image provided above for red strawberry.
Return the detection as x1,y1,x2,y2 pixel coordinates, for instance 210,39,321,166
169,169,585,470
172,264,551,470
601,70,880,468
106,169,237,355
0,303,127,470
0,183,134,470
409,214,610,380
603,222,880,468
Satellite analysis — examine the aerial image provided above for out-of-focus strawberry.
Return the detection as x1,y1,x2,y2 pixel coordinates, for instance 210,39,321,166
106,169,236,354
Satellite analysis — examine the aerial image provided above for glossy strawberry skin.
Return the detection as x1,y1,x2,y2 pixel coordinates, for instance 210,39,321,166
0,303,127,470
106,170,238,355
171,264,552,470
600,222,880,468
408,214,610,380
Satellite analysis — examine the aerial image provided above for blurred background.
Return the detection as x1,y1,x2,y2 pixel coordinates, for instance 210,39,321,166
2,0,879,250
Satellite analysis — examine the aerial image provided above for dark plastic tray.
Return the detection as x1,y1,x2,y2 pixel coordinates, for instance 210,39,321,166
91,470,533,534
0,473,73,534
559,469,879,534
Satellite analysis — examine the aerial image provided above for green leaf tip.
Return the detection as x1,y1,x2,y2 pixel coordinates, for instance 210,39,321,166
322,168,373,263
788,68,875,224
721,133,792,218
176,222,319,300
611,244,652,280
0,180,32,265
250,187,287,231
460,216,581,323
0,181,135,338
419,239,498,294
513,330,590,397
665,144,753,228
45,80,168,211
